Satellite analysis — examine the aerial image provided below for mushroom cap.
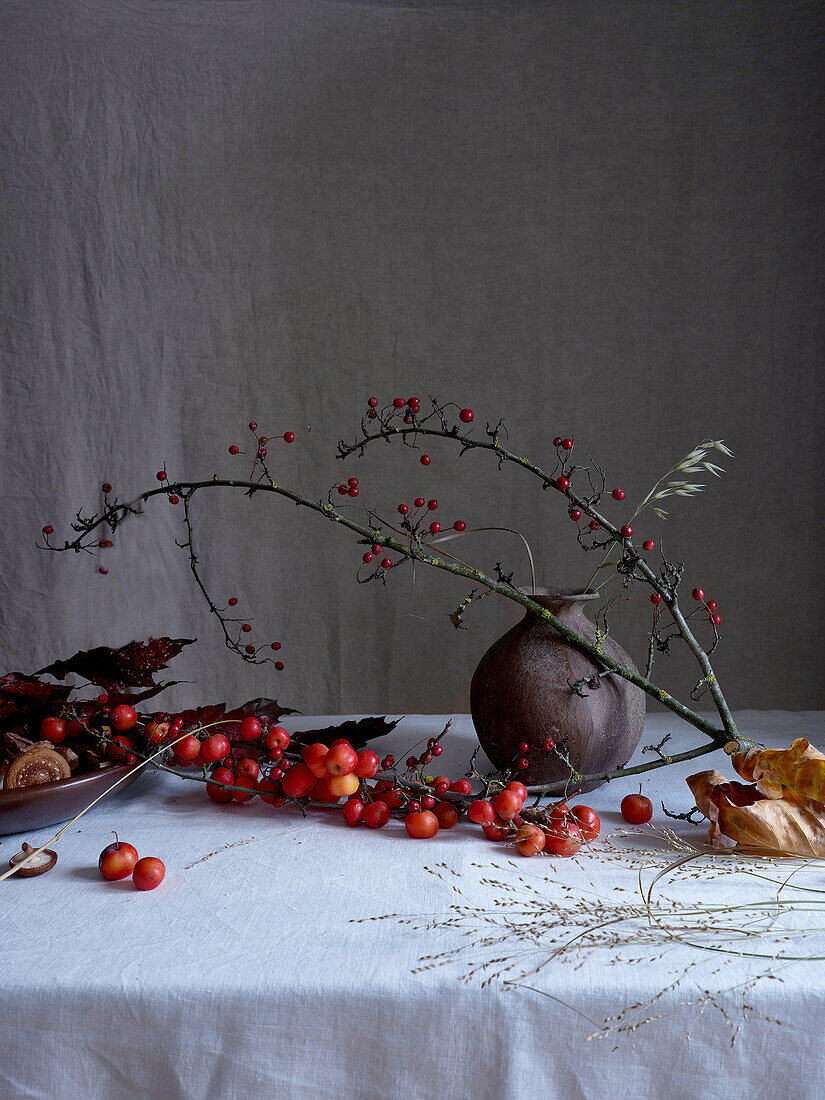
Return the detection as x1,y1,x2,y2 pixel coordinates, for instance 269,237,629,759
5,747,72,788
9,842,58,876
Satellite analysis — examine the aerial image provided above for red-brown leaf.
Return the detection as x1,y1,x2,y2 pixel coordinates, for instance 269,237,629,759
36,637,196,691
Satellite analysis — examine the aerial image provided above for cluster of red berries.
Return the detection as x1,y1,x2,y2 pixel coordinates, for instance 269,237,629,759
467,784,600,857
40,703,143,764
364,395,474,435
98,835,165,890
336,476,360,498
227,420,296,462
692,587,722,626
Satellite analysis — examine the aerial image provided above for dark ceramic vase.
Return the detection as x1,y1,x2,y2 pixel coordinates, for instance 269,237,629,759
470,587,646,793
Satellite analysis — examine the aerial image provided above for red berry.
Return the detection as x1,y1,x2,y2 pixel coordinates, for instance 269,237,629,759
228,597,238,606
347,477,359,488
40,716,67,743
414,497,425,508
241,623,252,633
110,705,138,732
348,486,359,497
98,838,139,880
482,817,511,841
692,588,704,601
256,778,280,805
174,735,200,764
362,552,374,564
266,726,290,752
621,792,652,824
493,790,522,820
561,438,574,450
711,613,722,626
544,821,582,857
420,455,431,466
42,525,54,535
569,509,581,522
282,762,315,798
405,810,439,838
707,599,718,612
342,798,364,827
421,795,436,810
516,756,529,770
364,801,391,829
207,766,235,803
377,557,392,570
426,521,440,534
133,856,165,891
589,520,599,531
572,805,601,841
434,802,458,829
391,397,404,408
283,432,295,443
367,409,377,419
101,482,112,493
271,641,281,650
516,823,546,857
371,544,381,554
201,733,231,763
302,743,330,778
259,437,268,445
229,445,239,454
459,408,474,423
650,592,662,604
642,540,655,551
620,525,633,538
274,661,284,671
427,499,438,511
468,799,495,824
406,756,417,768
249,421,258,431
156,470,167,481
431,743,443,756
98,694,109,705
553,437,562,447
397,503,409,515
238,716,262,742
543,737,555,751
326,742,358,776
453,520,466,532
612,488,625,501
169,495,179,505
517,742,528,753
337,485,349,495
98,567,109,575
368,396,378,408
555,476,569,491
258,448,267,458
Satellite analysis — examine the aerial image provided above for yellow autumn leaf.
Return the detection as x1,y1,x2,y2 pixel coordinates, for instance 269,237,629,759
687,767,825,856
728,737,825,803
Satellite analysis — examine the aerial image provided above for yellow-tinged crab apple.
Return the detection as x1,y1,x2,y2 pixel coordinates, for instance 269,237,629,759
327,772,360,798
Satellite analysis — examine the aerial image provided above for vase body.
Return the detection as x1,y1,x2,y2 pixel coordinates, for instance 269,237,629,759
470,588,646,793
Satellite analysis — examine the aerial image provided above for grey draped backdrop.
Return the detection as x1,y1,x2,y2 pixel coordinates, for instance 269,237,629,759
1,0,823,716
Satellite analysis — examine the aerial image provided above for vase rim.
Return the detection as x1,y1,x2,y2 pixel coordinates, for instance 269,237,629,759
520,586,599,601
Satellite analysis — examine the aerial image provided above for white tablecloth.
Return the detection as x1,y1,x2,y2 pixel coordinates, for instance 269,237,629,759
3,711,825,1100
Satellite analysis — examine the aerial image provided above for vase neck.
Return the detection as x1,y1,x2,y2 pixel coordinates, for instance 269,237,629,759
520,588,597,621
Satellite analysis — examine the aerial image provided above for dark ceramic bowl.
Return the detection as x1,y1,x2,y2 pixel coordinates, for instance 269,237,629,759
0,764,143,836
